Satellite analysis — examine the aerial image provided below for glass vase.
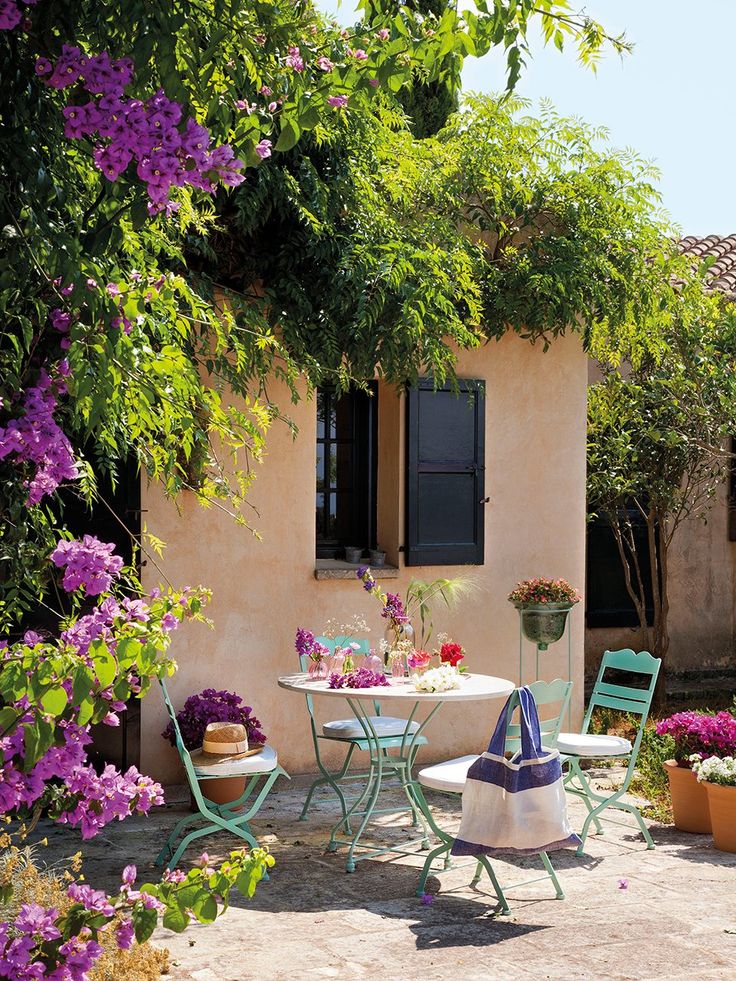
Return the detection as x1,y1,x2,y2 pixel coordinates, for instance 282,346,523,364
363,652,384,674
383,621,414,665
308,658,329,681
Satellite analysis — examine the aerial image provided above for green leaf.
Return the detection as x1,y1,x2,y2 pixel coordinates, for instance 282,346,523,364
162,903,189,933
133,906,158,944
275,119,300,153
22,718,54,770
90,640,117,688
192,892,218,923
40,686,68,717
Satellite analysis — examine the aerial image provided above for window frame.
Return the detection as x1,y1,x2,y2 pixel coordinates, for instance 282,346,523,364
315,384,378,559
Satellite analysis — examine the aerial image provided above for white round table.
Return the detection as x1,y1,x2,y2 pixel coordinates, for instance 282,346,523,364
278,671,514,870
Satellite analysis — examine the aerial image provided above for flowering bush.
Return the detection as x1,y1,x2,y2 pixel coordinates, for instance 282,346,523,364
0,536,209,838
0,843,273,980
656,711,736,765
161,689,267,751
36,45,245,216
327,668,389,690
692,754,736,786
413,665,461,693
508,578,582,605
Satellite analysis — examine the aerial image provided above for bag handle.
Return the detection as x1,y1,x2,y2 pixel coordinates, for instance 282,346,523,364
487,686,545,759
517,685,545,759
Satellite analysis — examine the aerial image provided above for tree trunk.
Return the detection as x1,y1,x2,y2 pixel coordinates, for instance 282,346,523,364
648,510,669,710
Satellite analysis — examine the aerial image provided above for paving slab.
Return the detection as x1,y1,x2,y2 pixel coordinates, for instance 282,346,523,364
37,769,736,980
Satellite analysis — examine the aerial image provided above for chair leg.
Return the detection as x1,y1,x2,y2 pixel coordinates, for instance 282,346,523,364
565,760,604,835
474,856,511,915
155,812,203,867
415,840,452,897
539,850,565,899
300,745,356,824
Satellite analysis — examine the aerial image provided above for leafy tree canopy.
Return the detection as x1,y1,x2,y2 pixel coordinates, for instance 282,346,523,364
1,0,628,627
587,279,736,671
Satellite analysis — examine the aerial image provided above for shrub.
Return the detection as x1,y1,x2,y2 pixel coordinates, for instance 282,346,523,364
162,689,266,751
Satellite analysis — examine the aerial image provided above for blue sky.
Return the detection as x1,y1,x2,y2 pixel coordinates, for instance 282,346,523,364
317,0,732,235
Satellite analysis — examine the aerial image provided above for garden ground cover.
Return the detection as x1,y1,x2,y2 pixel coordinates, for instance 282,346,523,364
36,772,736,980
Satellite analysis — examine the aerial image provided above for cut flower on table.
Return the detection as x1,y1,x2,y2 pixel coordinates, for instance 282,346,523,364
413,664,462,693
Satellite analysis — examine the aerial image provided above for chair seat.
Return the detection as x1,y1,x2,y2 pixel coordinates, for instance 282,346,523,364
418,754,479,793
321,716,421,740
192,744,279,777
555,732,632,757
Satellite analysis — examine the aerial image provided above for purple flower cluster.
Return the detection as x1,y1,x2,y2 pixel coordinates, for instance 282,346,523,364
50,535,124,595
0,370,78,504
55,764,164,839
0,0,36,32
161,688,267,751
294,627,329,663
357,566,377,592
656,710,736,764
328,668,389,689
382,592,409,626
0,905,104,980
0,718,90,814
36,46,245,215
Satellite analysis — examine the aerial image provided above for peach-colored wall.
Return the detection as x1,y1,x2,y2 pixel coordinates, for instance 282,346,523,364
586,480,736,674
141,332,588,781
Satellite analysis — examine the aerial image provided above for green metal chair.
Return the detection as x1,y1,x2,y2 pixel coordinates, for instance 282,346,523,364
558,648,661,856
155,678,289,870
298,636,428,830
412,679,573,911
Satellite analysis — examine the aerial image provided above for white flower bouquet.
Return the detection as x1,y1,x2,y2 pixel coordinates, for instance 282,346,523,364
692,754,736,786
413,664,461,693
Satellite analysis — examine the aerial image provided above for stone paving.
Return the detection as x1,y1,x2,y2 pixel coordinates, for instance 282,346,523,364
41,769,736,980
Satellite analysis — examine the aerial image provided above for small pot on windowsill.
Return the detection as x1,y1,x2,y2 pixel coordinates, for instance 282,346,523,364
344,546,363,564
369,548,386,568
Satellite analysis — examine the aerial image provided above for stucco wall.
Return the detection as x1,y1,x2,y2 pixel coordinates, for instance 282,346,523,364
141,331,588,781
586,481,736,674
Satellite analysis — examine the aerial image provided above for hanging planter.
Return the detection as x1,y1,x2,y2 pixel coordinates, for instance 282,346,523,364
508,578,581,651
513,602,574,651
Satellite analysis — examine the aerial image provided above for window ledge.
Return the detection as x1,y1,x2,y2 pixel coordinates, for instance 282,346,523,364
314,559,399,581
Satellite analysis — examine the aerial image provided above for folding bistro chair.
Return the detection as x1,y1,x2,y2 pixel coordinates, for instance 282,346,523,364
155,678,289,870
558,648,661,855
298,636,428,830
411,679,573,911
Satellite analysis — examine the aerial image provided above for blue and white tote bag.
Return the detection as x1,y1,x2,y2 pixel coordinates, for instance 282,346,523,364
452,686,581,857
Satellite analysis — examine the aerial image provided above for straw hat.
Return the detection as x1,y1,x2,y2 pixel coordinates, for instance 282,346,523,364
196,721,261,765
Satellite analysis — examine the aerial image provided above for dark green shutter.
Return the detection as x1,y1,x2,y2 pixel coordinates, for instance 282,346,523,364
405,379,485,566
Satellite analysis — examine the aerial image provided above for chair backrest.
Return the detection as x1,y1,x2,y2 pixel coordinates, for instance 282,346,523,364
299,636,372,719
505,679,573,754
159,678,201,796
582,648,661,765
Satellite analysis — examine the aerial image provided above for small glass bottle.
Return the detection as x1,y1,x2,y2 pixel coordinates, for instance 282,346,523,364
363,651,383,674
308,658,329,681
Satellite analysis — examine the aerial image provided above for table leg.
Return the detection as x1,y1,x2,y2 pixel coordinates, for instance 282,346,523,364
325,696,442,871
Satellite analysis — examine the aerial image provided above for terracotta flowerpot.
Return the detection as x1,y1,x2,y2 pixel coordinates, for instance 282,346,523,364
190,776,247,810
514,602,573,651
663,760,712,833
703,782,736,852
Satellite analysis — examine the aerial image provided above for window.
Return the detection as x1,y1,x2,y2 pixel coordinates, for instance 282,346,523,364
405,378,486,566
586,507,655,628
316,385,377,559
